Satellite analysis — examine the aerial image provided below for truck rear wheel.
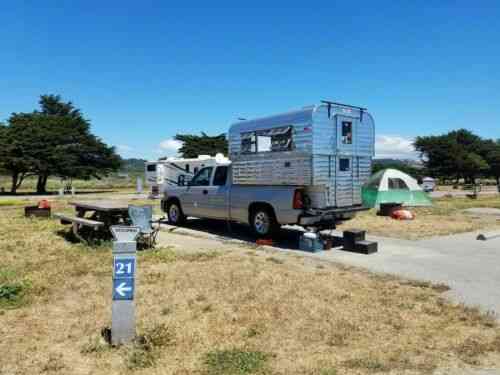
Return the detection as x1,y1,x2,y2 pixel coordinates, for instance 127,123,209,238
250,207,278,238
167,201,186,225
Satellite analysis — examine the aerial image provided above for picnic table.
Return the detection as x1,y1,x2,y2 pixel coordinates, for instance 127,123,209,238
55,201,131,243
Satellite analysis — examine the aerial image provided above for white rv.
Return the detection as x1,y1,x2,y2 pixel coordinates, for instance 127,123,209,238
145,154,228,197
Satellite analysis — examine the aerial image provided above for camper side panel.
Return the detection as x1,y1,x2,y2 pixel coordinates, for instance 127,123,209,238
229,108,314,186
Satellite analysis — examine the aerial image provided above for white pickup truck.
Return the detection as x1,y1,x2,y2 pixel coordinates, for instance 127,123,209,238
161,163,364,237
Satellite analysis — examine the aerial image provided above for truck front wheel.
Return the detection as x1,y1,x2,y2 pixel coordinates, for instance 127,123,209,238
167,201,186,225
250,207,278,238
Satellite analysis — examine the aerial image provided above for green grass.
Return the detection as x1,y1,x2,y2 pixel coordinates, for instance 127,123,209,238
203,349,269,375
0,200,28,207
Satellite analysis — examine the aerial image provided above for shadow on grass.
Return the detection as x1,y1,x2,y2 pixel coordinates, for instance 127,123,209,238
55,228,113,249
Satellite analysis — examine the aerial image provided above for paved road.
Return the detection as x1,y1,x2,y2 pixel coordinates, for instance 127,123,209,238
158,219,500,315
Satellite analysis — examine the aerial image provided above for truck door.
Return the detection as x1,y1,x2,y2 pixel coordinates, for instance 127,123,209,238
182,167,214,217
336,156,354,207
204,166,230,219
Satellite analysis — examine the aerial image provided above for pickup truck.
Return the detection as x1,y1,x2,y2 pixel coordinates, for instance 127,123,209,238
161,164,362,237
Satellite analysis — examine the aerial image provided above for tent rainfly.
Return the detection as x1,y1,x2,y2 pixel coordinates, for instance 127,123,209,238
362,168,432,209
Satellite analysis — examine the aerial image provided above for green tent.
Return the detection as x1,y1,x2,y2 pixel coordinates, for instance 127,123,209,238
362,168,432,209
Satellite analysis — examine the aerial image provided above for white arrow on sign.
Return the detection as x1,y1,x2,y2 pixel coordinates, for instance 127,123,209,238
115,282,132,297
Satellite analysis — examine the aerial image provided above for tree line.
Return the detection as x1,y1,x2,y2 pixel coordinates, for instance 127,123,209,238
415,129,500,185
0,95,121,194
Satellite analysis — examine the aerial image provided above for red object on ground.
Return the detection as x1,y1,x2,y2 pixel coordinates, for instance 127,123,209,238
256,239,274,246
391,209,415,220
38,200,51,209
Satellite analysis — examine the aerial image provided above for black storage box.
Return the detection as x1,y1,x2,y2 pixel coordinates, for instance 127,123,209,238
355,240,378,254
24,206,51,218
343,229,366,250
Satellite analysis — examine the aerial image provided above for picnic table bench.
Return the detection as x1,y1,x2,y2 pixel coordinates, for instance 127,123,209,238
53,213,105,242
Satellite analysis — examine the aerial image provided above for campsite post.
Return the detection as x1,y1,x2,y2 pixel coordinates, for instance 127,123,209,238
110,225,140,345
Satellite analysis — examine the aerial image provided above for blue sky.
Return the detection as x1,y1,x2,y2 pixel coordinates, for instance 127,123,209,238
1,1,499,160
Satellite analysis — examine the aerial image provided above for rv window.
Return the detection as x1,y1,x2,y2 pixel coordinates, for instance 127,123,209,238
257,135,272,152
339,158,350,171
190,167,213,186
270,126,293,151
342,121,353,144
388,178,409,190
147,164,156,172
213,166,228,186
194,167,199,174
185,164,190,172
241,132,257,153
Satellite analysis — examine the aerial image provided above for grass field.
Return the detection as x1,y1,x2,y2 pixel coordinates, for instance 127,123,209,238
0,175,138,193
1,202,500,374
339,195,500,240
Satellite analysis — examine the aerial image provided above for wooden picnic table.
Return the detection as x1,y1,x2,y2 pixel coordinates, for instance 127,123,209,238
64,200,131,242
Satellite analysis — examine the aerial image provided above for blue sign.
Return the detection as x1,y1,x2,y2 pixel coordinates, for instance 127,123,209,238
114,257,135,278
113,278,135,300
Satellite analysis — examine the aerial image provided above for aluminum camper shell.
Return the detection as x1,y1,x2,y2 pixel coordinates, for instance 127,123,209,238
228,102,375,209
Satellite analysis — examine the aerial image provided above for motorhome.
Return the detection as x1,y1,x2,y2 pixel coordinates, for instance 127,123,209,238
145,154,228,197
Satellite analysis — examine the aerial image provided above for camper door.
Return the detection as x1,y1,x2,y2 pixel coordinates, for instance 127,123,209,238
336,156,354,207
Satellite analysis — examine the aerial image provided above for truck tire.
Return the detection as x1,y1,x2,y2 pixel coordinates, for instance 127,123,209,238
167,201,186,225
250,206,279,238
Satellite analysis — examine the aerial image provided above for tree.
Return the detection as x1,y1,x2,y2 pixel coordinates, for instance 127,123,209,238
174,132,227,158
1,95,121,193
483,139,500,186
414,129,490,183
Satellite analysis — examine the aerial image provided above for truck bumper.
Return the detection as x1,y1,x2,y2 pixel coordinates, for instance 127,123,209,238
298,205,368,226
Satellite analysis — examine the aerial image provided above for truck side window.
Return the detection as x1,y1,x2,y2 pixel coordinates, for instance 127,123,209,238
342,121,352,144
190,167,213,186
213,166,228,186
147,164,156,172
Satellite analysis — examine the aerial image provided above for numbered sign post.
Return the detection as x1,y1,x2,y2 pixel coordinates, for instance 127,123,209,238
110,225,141,345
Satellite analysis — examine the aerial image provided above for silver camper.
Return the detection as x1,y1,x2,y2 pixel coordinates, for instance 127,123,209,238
228,101,375,209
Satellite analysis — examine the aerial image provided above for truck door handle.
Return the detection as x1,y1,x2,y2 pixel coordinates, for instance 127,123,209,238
203,190,208,195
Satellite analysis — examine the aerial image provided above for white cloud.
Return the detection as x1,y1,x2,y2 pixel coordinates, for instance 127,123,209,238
375,135,418,159
159,138,183,156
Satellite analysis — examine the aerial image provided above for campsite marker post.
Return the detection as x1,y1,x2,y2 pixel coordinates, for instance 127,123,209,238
110,225,141,345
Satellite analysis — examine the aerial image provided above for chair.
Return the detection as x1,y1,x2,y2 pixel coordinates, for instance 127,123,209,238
128,205,160,248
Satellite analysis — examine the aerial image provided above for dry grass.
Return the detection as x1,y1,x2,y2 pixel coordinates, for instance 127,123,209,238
1,203,500,374
339,195,500,240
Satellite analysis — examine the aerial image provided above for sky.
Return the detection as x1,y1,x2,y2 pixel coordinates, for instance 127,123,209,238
1,1,499,160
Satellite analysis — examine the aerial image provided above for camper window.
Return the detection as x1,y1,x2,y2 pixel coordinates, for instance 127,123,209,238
388,178,409,190
241,132,257,153
342,121,353,144
147,164,156,172
185,164,190,172
241,126,293,153
339,158,350,171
